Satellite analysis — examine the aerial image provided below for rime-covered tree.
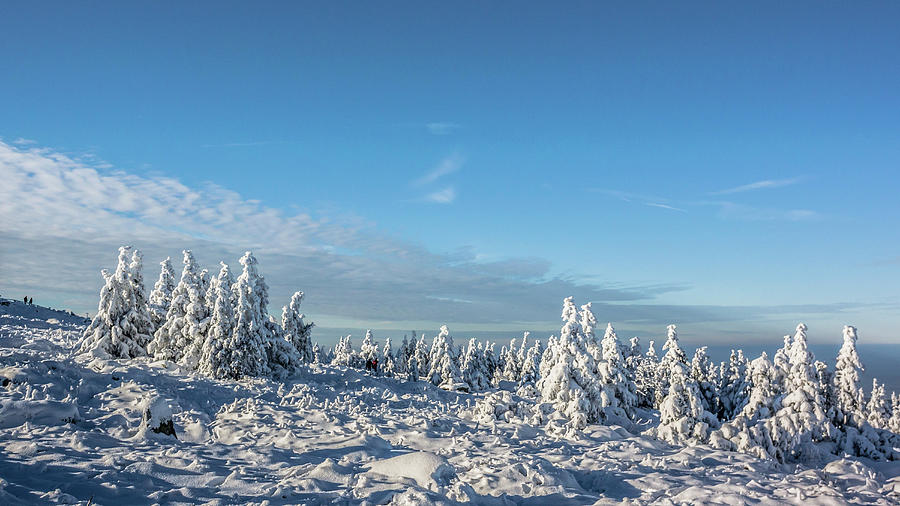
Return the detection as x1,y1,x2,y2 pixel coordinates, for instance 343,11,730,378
635,340,660,408
409,335,429,381
867,379,890,429
499,338,520,383
889,392,900,434
282,291,314,363
222,251,270,377
427,325,464,388
649,362,718,444
395,335,410,375
332,335,355,367
597,323,635,420
461,338,490,391
198,262,237,378
381,338,395,377
127,249,153,343
624,336,643,380
360,329,379,368
149,250,202,362
772,334,792,395
766,323,834,461
79,246,153,358
833,325,865,426
520,339,543,385
148,257,177,333
719,349,750,420
537,297,603,431
312,342,321,364
691,347,720,417
658,324,687,406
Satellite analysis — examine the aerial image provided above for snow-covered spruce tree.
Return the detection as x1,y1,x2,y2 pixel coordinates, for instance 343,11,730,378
381,338,395,377
709,352,780,460
890,392,900,433
597,323,636,420
624,336,643,382
520,339,543,386
867,379,890,429
395,335,410,375
657,325,687,408
360,329,379,370
148,257,177,333
719,349,750,420
198,262,236,379
332,335,355,367
833,325,865,427
766,323,835,461
772,334,792,396
483,341,499,381
79,246,153,358
691,347,721,417
312,342,321,364
177,273,212,371
648,361,718,445
282,291,314,363
221,251,270,378
148,250,203,362
461,338,490,392
427,325,464,389
127,249,154,344
537,297,603,432
499,338,520,383
815,360,837,423
633,340,660,409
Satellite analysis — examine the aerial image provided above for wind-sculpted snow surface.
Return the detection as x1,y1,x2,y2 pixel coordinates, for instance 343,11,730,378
2,315,900,504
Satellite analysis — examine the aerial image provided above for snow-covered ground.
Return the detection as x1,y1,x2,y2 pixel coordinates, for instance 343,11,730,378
1,302,900,505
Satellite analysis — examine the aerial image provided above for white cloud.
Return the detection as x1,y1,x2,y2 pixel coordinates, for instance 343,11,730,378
710,177,803,195
424,187,456,204
645,202,686,212
413,154,464,187
425,122,460,135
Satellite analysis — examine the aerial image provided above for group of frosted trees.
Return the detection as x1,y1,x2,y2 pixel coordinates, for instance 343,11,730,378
79,250,899,463
79,246,314,379
331,296,900,463
330,326,543,393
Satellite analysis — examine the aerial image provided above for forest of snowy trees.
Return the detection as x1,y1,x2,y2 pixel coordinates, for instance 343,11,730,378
79,246,900,465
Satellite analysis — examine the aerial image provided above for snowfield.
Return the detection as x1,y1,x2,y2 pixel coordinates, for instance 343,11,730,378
2,306,900,505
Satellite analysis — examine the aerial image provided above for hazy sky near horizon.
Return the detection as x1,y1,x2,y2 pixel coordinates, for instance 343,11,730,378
1,2,899,343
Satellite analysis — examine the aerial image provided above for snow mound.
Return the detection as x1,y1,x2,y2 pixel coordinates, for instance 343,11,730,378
367,451,455,491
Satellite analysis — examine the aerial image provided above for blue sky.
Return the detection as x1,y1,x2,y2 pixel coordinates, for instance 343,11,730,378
1,2,899,345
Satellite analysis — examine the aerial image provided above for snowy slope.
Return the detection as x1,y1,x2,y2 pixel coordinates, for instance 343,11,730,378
1,316,899,505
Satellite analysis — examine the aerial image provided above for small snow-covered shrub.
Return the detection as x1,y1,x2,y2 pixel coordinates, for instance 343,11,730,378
140,395,176,438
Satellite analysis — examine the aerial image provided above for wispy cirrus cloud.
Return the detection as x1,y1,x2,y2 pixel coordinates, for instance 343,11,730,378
425,122,461,135
413,153,464,187
591,189,686,213
710,177,804,195
201,140,286,148
424,187,456,204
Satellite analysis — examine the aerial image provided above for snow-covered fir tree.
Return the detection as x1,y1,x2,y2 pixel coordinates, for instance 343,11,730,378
79,246,153,358
499,338,520,383
772,334,792,395
281,291,314,363
312,342,321,364
597,323,636,420
198,262,236,379
635,340,660,408
395,335,410,375
649,361,718,445
867,378,889,429
833,325,865,427
691,347,720,417
427,325,464,389
332,335,356,367
461,338,490,391
537,297,603,431
624,336,643,381
360,329,379,369
719,349,750,420
148,250,203,363
126,249,153,344
519,339,543,385
148,257,177,333
221,251,270,378
766,323,834,461
657,324,687,407
890,392,900,434
381,338,395,377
